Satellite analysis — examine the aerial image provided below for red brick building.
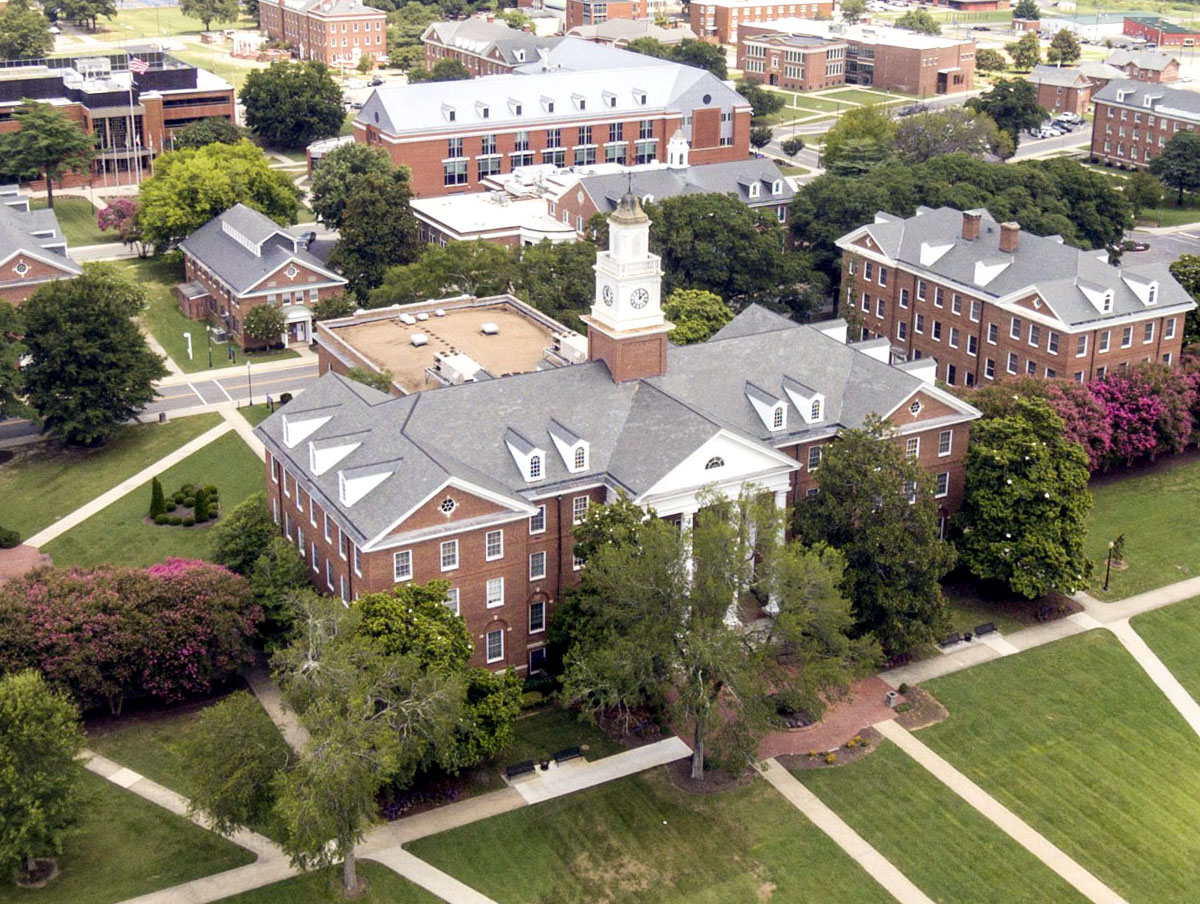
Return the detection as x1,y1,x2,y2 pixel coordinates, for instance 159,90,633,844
1090,79,1200,169
421,19,560,77
258,0,386,69
0,187,81,304
1106,49,1181,83
1028,64,1094,117
1122,15,1199,48
836,207,1195,389
257,196,980,673
738,32,847,90
690,0,834,45
353,39,753,199
565,0,648,31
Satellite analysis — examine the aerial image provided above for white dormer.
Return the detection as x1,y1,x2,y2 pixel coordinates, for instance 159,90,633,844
508,98,523,115
505,428,546,482
308,433,365,476
973,257,1012,287
572,93,586,111
442,104,456,122
745,382,787,432
337,463,394,507
1077,277,1114,313
1123,274,1159,306
514,49,526,62
748,182,760,198
281,412,332,448
633,88,647,105
783,377,825,425
602,90,617,108
541,96,555,113
919,241,954,267
771,179,783,196
476,101,490,119
1117,87,1134,102
548,420,589,473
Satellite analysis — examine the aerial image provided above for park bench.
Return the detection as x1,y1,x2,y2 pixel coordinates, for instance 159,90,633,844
553,746,583,765
504,760,535,780
939,632,963,648
974,622,997,637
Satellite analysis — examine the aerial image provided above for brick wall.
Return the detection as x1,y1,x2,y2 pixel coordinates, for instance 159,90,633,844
1036,81,1090,117
1090,99,1199,169
691,1,835,44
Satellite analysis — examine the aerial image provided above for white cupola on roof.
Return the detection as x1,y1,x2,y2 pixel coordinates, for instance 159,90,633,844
666,129,689,169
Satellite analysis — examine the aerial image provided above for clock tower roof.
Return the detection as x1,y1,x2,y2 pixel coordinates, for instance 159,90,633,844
610,190,649,226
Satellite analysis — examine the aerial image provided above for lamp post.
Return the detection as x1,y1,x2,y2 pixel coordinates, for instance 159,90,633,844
246,360,253,407
1104,540,1115,591
207,327,213,369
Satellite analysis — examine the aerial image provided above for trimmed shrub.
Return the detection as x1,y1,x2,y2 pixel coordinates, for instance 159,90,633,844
169,516,183,526
193,488,209,523
166,503,177,513
153,514,170,525
183,517,196,527
149,476,167,518
0,527,20,549
184,497,196,508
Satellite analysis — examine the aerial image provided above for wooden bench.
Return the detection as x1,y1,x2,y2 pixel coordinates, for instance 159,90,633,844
553,746,582,765
939,632,963,648
504,760,536,780
974,622,997,637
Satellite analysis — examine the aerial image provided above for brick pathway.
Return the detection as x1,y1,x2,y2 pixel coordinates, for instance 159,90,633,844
0,544,51,583
758,676,900,759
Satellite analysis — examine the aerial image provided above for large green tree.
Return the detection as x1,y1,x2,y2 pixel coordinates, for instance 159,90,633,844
242,304,286,347
954,397,1092,598
734,79,786,121
240,61,345,150
794,419,955,653
1013,0,1039,17
841,0,866,23
180,0,240,31
896,8,941,34
0,0,54,60
1004,31,1042,71
1168,254,1200,346
406,58,472,83
1047,28,1081,65
894,107,1012,163
45,0,116,30
1125,170,1164,218
1149,130,1200,206
370,240,517,307
515,239,596,329
309,142,394,229
170,117,246,150
976,48,1008,73
22,265,167,446
819,104,897,172
328,171,422,298
662,288,733,344
210,492,277,576
0,102,94,209
967,78,1044,148
0,303,26,420
138,140,298,249
0,670,86,884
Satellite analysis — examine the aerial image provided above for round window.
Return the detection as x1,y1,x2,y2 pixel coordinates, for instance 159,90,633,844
439,497,457,515
702,93,712,104
909,400,923,416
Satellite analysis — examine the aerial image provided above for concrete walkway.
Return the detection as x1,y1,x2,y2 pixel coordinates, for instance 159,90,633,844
511,736,691,805
245,665,311,754
365,849,500,904
1108,618,1200,739
362,788,527,849
873,721,1129,904
219,403,267,462
759,759,936,904
25,421,233,549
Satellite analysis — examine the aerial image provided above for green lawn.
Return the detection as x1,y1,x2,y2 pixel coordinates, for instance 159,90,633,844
93,6,256,38
239,403,274,427
0,415,221,541
167,47,264,92
786,95,843,114
777,164,809,176
0,771,252,904
1085,457,1200,600
505,706,625,763
818,88,902,106
44,431,265,568
795,742,1089,904
1136,198,1200,228
31,197,107,247
1132,596,1200,696
941,583,1028,637
215,863,441,904
408,769,893,904
921,631,1200,904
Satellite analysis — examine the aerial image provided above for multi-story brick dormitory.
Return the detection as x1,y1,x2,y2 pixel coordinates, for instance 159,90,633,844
1106,49,1181,84
566,0,648,32
258,0,387,68
256,194,980,673
1090,79,1200,170
836,206,1195,389
689,0,835,46
0,184,81,304
352,39,752,199
421,20,561,77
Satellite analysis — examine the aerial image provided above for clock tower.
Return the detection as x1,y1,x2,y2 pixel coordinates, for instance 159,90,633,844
583,191,674,383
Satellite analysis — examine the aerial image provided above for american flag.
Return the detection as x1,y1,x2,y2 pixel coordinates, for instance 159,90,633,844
128,56,149,74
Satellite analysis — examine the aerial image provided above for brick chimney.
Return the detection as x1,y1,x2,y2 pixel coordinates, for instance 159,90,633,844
999,222,1020,254
962,211,981,241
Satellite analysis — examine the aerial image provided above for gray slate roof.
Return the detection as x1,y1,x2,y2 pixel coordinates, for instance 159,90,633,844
839,206,1195,329
177,204,345,296
1106,49,1179,71
1028,64,1089,88
0,199,81,278
577,157,793,212
566,19,699,45
258,304,974,545
1092,78,1200,120
421,20,560,66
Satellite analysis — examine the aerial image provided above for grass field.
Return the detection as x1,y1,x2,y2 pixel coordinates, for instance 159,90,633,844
785,95,843,114
1085,456,1200,600
31,197,107,247
0,415,221,541
941,583,1027,637
795,741,1089,904
0,771,252,904
921,631,1200,904
92,7,257,38
819,88,904,106
239,403,274,427
408,768,893,904
44,431,265,567
215,863,442,904
1132,596,1200,697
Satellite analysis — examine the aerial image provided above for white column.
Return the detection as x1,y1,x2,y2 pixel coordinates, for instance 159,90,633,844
680,508,696,581
765,488,789,616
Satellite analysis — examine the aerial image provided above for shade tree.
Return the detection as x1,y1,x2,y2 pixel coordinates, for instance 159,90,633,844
240,61,345,150
0,102,94,210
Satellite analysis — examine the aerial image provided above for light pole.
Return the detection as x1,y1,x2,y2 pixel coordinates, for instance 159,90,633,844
207,327,213,369
246,360,253,407
1104,540,1114,591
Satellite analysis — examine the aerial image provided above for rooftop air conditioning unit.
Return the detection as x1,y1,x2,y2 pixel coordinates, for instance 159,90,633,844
411,333,428,347
417,312,430,321
481,322,499,335
434,309,447,317
399,313,417,325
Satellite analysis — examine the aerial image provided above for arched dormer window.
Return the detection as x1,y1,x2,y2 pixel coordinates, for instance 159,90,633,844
529,455,542,479
573,446,586,470
748,183,760,198
772,406,785,429
1148,282,1158,305
1102,290,1113,313
705,456,724,470
811,399,822,421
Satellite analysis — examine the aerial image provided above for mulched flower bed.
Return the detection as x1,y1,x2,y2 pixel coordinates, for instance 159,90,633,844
894,686,948,731
779,726,883,771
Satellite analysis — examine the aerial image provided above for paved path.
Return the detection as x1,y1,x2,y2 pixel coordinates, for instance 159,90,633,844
245,665,311,754
24,421,233,549
873,721,1129,904
1108,618,1200,739
219,403,267,461
759,759,936,904
365,849,500,904
511,736,691,805
362,789,527,849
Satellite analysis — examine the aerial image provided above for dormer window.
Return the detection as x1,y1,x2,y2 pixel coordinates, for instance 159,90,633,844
772,180,783,195
1103,290,1113,313
810,399,822,421
573,446,586,470
705,456,724,470
541,96,555,113
514,49,525,62
634,89,647,105
572,94,586,111
529,454,542,479
442,104,456,122
783,377,823,425
549,419,589,473
1148,282,1158,305
509,98,523,115
748,183,760,198
746,381,787,432
506,428,545,483
477,102,490,119
603,90,617,108
772,407,785,429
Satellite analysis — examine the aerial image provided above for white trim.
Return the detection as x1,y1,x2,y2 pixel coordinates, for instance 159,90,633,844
363,476,535,551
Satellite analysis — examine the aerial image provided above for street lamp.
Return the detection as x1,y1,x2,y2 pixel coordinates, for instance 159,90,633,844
207,327,213,369
246,360,253,407
1104,539,1115,591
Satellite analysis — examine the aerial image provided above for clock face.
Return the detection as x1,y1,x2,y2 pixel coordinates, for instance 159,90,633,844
602,284,614,306
630,288,650,310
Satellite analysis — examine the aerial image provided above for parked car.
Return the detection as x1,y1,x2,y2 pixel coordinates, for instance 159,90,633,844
897,103,930,117
369,76,384,86
1121,239,1151,253
1055,112,1084,125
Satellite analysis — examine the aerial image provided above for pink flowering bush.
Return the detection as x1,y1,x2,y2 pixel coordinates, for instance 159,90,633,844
1044,379,1113,471
1088,371,1166,466
0,560,259,712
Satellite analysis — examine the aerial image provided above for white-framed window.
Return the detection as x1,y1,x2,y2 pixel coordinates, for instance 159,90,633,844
325,559,334,590
970,299,981,322
309,498,317,528
393,550,412,582
949,327,959,349
529,600,546,634
270,453,278,483
486,628,504,663
1165,318,1177,340
916,313,925,334
440,539,459,571
905,437,920,458
486,577,505,608
283,469,291,497
898,321,908,340
1076,335,1088,357
529,551,547,580
323,513,331,542
311,542,319,572
1010,316,1021,340
899,288,910,309
1122,325,1133,348
951,294,962,315
811,399,822,421
985,358,995,380
353,543,362,577
987,323,998,344
444,588,460,616
772,406,786,429
1099,330,1111,353
876,297,885,318
285,511,292,540
573,446,587,470
807,445,822,471
1007,352,1018,375
572,496,589,524
935,472,950,498
878,266,888,287
967,335,978,357
1048,331,1059,354
272,497,279,525
1028,324,1040,348
485,530,504,561
1144,322,1155,344
296,486,304,512
297,526,304,556
904,480,918,504
917,279,927,301
530,505,546,534
938,429,952,457
529,454,542,479
863,261,873,281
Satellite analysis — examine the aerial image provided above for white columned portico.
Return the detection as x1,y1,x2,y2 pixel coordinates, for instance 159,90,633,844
765,488,790,616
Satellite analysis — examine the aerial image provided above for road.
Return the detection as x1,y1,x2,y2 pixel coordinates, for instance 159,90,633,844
1123,228,1200,268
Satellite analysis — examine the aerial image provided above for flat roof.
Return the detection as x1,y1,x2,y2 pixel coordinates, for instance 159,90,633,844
410,193,576,239
1125,15,1200,34
320,296,581,394
753,17,973,49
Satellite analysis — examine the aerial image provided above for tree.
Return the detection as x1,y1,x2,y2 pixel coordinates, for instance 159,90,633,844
248,536,309,646
370,240,516,307
180,0,239,31
170,117,247,150
750,125,774,149
1150,130,1200,206
357,53,373,74
311,294,357,321
794,419,955,653
662,288,734,344
976,47,1008,73
1125,170,1164,217
22,265,166,446
954,398,1092,599
735,79,786,120
819,104,897,172
47,0,116,30
515,239,596,329
328,171,422,298
243,305,286,347
841,0,866,23
0,102,94,210
345,365,394,392
1004,31,1042,71
1169,255,1200,346
407,58,471,82
0,671,85,883
562,492,875,780
0,303,26,421
211,492,277,576
1047,28,1081,65
780,135,805,156
1089,371,1165,465
138,140,298,249
896,8,941,34
309,141,394,229
243,0,259,22
894,107,1011,163
193,487,211,523
966,78,1044,148
240,61,344,150
1013,0,1040,18
0,0,54,60
149,476,167,518
669,39,727,80
96,198,148,257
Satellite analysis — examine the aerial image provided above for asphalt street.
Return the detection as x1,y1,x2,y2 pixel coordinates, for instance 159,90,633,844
1124,229,1200,268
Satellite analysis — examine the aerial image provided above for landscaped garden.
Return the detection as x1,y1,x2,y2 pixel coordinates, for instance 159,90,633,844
0,414,221,541
408,768,894,904
920,631,1200,903
43,432,264,567
214,863,442,904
